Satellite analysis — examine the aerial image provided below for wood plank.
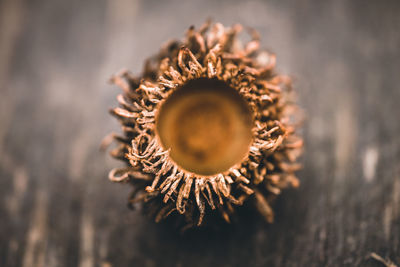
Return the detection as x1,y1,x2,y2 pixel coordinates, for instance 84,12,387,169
0,0,399,266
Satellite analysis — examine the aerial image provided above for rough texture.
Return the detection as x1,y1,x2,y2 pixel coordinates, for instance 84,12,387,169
106,22,302,228
0,0,399,266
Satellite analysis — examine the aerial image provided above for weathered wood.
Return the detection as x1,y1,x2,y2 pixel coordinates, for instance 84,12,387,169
0,0,399,266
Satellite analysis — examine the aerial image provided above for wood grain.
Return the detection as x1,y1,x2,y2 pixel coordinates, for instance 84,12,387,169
1,0,399,266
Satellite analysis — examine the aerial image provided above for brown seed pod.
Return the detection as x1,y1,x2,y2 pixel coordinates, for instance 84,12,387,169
105,22,303,229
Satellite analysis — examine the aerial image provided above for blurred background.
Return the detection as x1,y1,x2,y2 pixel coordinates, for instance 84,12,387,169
0,0,399,266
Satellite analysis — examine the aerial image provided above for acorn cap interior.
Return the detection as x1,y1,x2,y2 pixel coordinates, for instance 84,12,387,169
156,78,253,176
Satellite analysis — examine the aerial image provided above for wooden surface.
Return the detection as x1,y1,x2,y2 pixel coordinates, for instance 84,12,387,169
1,0,399,266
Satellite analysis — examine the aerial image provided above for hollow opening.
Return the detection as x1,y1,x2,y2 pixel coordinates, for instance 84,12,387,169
155,78,253,176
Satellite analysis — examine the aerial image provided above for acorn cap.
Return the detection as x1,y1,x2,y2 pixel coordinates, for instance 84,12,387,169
105,21,303,229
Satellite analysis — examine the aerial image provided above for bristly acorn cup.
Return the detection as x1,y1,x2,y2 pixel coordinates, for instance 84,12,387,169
103,21,303,230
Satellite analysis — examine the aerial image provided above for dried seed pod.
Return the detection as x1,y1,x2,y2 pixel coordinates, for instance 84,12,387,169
105,22,303,229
